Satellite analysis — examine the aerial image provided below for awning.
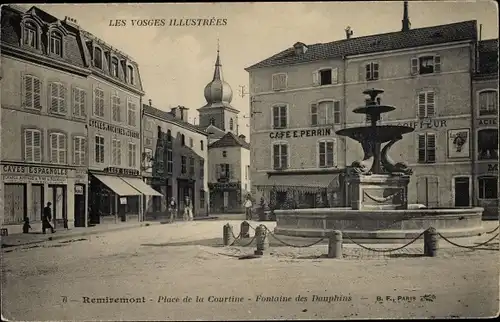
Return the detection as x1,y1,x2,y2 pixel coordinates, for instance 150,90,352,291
93,174,142,196
121,177,163,196
255,174,341,193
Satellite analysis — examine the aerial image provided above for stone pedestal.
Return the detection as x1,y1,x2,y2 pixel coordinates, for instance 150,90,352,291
348,174,409,210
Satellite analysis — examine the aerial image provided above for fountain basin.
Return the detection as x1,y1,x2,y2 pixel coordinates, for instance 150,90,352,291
273,207,485,243
336,125,414,143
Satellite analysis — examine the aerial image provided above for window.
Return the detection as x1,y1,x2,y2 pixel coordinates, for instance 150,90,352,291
127,65,134,84
272,73,287,91
112,139,122,166
128,142,137,167
111,57,119,77
222,151,227,158
94,47,103,69
24,129,42,162
418,91,435,118
181,134,185,146
418,133,436,163
478,176,498,199
411,55,441,75
200,190,205,209
23,75,42,109
311,101,340,125
217,164,231,179
49,31,62,56
272,105,287,129
181,156,187,174
144,148,153,173
95,135,105,163
112,95,121,122
73,136,86,166
318,140,335,167
365,62,379,81
478,129,498,160
167,130,172,142
23,23,37,48
73,88,86,117
200,140,204,151
127,101,136,126
189,157,195,176
199,160,204,178
49,83,67,114
313,68,338,86
229,118,234,131
50,133,66,164
478,90,498,116
273,142,288,170
189,137,193,148
94,88,104,117
210,118,215,126
245,165,249,180
167,145,173,174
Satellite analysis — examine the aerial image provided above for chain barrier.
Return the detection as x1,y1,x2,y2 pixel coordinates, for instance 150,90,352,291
485,225,500,235
342,231,426,253
262,226,326,248
438,232,499,250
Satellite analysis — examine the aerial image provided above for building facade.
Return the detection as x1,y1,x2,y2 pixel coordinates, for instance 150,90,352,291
208,132,251,213
1,6,90,233
142,104,209,218
246,15,498,216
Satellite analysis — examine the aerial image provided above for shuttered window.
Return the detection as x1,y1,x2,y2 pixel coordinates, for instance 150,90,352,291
24,75,42,109
318,140,335,167
112,139,122,166
112,96,121,122
73,136,86,165
128,101,136,126
310,103,318,126
24,129,42,162
418,133,436,163
417,91,435,117
411,55,441,75
50,132,67,164
272,73,287,91
94,88,104,117
189,157,195,176
272,105,287,129
128,142,137,167
273,143,288,169
95,135,105,163
73,88,86,117
49,83,67,114
365,62,379,80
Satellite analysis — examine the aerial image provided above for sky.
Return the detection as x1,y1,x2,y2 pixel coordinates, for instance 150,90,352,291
21,1,499,138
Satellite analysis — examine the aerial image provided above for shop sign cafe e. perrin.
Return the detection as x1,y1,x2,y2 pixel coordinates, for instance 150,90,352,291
269,127,334,139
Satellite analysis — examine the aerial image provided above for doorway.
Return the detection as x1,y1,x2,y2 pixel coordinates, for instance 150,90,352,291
74,184,86,227
48,185,67,229
454,177,470,207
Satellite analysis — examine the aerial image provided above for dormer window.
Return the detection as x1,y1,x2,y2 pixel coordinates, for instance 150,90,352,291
127,65,134,84
94,47,103,69
293,42,308,55
49,31,62,56
210,118,215,126
111,57,119,77
23,22,37,48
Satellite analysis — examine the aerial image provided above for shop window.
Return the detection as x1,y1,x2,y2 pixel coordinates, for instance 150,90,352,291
478,176,498,199
478,129,498,160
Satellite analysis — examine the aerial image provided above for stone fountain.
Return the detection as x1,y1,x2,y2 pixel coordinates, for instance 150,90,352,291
273,89,484,243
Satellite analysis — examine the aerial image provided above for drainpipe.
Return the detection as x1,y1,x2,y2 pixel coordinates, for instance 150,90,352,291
139,100,144,222
470,39,477,206
342,55,348,207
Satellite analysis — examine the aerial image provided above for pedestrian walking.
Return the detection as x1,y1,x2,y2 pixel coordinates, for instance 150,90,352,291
22,216,32,234
168,197,177,223
183,196,193,221
244,195,253,220
42,202,55,234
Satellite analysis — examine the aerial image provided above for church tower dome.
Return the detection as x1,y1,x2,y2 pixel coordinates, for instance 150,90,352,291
203,45,233,106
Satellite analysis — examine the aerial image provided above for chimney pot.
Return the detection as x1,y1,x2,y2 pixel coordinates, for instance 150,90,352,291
148,99,152,106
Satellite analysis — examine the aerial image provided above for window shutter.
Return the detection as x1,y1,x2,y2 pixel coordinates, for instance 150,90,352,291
25,76,34,108
50,83,58,113
427,133,436,162
273,145,280,168
434,55,441,73
319,142,325,167
73,88,79,116
310,103,318,125
373,63,379,80
33,78,41,109
331,68,338,84
365,64,371,80
59,134,66,163
272,106,279,128
427,92,435,117
418,92,426,117
281,144,288,168
94,90,99,115
117,97,121,122
100,92,104,116
326,103,334,124
312,71,319,86
74,137,80,165
333,101,340,124
411,58,419,75
216,164,221,178
60,84,67,113
50,134,58,162
327,141,334,166
34,130,41,162
280,106,287,128
272,74,278,91
418,134,426,162
25,130,33,162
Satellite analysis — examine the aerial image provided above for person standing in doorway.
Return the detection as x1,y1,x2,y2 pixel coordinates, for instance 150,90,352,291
168,197,177,223
244,195,253,220
42,202,55,234
184,196,193,221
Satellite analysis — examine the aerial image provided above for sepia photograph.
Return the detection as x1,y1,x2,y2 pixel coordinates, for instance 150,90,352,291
0,1,499,320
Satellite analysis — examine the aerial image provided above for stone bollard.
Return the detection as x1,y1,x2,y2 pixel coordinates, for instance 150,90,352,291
328,230,343,258
240,221,250,238
254,225,269,255
223,223,235,246
424,227,439,257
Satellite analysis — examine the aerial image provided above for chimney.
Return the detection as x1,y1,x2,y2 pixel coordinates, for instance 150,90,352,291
293,42,308,55
170,107,177,118
238,134,246,142
345,26,353,39
64,16,80,29
401,0,411,32
177,105,189,122
148,99,152,107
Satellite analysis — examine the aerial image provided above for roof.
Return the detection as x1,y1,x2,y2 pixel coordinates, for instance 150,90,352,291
143,104,208,136
203,124,226,139
209,132,250,150
477,39,498,76
245,20,477,70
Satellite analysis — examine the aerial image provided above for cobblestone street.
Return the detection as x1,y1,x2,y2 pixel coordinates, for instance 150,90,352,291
2,220,499,321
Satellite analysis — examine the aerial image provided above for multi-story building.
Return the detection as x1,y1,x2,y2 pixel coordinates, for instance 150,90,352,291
142,104,209,218
1,6,90,233
245,5,498,216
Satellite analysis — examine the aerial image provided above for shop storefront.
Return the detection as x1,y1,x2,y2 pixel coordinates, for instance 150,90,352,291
1,163,82,234
208,182,242,213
